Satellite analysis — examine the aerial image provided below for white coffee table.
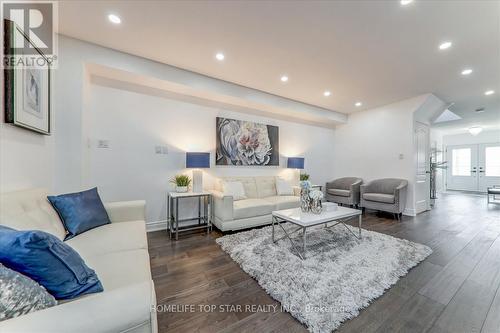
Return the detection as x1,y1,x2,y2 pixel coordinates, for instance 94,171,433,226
272,203,362,259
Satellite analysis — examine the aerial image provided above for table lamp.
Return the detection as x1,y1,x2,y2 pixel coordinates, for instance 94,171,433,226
287,157,305,185
186,152,210,192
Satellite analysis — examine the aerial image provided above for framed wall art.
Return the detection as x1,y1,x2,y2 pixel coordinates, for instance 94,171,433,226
216,117,279,166
4,19,51,135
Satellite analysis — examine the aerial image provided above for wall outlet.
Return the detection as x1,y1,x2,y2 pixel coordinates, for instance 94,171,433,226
399,153,404,160
97,140,110,149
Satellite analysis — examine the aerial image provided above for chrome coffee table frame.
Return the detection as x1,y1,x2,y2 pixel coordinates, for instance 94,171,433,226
271,206,362,260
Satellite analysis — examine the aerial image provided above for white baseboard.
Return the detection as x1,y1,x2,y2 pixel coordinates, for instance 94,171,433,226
146,220,168,232
403,208,416,217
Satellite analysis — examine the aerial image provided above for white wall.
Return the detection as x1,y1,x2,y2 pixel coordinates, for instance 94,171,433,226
332,96,429,215
0,63,54,193
49,36,336,229
442,130,500,146
87,84,334,226
54,35,345,195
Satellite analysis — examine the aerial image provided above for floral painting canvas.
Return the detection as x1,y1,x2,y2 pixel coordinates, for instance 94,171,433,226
216,117,279,166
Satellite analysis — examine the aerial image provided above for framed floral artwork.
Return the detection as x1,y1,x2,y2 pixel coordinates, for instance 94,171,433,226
3,19,51,135
216,117,279,166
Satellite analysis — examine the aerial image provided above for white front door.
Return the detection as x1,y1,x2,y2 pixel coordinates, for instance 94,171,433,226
446,143,500,192
478,143,500,192
447,145,478,191
415,122,430,213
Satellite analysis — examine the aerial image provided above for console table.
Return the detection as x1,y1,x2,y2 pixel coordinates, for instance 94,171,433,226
167,191,212,240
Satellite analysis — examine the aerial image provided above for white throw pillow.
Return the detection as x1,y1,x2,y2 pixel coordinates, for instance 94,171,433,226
222,182,247,201
276,178,294,196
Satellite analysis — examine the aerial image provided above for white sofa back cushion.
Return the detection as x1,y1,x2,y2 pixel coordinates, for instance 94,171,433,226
0,188,66,240
218,177,258,198
276,178,294,196
222,182,247,201
255,177,277,198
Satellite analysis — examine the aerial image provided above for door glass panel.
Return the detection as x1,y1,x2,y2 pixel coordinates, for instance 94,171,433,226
485,146,500,177
452,148,471,176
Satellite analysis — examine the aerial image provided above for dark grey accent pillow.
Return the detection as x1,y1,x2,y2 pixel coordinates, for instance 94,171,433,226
0,264,57,321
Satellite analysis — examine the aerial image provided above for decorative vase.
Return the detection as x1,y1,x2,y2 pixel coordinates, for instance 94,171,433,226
176,186,188,193
310,198,323,214
300,188,311,212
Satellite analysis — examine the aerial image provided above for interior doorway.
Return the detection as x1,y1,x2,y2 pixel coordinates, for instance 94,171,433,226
446,143,500,192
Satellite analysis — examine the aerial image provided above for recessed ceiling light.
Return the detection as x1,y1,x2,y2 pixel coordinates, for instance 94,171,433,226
439,41,452,50
468,126,483,136
461,69,473,76
400,0,414,5
215,52,225,61
355,102,362,107
323,91,331,97
485,90,495,96
108,14,121,24
280,75,289,82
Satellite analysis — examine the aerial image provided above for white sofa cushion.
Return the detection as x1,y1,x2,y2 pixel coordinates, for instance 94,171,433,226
65,220,147,258
275,178,294,196
0,281,154,333
233,199,274,219
255,177,277,197
0,188,66,240
84,250,152,292
219,177,258,198
222,181,247,201
264,196,300,210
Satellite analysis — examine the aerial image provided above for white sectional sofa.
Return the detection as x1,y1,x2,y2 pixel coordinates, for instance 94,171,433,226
210,176,300,231
0,188,157,333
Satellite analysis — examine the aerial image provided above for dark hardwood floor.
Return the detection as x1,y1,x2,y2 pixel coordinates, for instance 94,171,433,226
147,192,500,333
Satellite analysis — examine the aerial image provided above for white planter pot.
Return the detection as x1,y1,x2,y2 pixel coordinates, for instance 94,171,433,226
176,186,188,193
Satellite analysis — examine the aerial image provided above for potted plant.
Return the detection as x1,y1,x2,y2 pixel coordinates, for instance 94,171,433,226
300,173,310,181
170,175,191,193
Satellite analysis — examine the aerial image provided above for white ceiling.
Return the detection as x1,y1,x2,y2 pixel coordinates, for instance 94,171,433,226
58,0,500,127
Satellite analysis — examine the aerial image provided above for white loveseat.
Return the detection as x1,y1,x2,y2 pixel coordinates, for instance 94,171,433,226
210,177,300,231
0,188,157,333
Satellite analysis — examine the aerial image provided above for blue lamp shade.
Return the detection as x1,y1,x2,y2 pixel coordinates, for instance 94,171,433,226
186,152,210,168
287,157,305,169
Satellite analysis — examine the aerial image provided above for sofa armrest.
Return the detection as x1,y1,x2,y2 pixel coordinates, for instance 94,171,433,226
360,183,368,195
350,180,362,192
0,281,155,333
104,200,146,223
325,181,335,190
394,182,408,211
209,190,234,221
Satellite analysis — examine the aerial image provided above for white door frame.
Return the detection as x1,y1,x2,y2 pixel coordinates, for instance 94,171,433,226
414,121,430,213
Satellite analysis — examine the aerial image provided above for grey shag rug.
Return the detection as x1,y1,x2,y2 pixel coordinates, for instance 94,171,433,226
216,223,432,333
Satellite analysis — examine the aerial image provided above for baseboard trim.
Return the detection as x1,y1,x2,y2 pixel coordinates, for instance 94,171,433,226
146,220,167,232
403,208,417,217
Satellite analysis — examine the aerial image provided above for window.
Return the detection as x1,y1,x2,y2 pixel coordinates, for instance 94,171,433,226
485,146,500,177
452,148,471,176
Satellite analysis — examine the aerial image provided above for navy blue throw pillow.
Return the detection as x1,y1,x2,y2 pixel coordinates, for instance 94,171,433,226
47,187,111,239
0,226,103,300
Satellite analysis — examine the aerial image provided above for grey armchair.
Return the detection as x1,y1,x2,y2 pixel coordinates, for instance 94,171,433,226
360,178,408,220
325,177,363,207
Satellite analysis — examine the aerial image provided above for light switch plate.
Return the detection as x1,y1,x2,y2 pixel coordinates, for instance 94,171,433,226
97,140,110,148
155,145,168,154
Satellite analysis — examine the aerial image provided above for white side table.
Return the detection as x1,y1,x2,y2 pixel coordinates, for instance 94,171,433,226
167,191,213,240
